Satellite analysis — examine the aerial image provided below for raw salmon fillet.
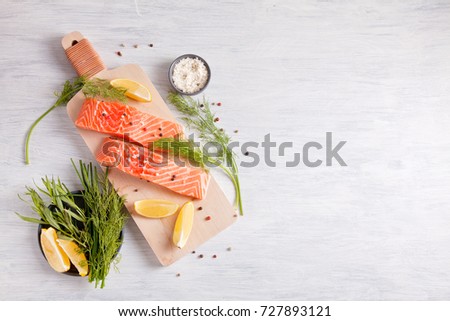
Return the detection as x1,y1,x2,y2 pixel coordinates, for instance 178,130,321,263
75,98,183,147
97,137,210,199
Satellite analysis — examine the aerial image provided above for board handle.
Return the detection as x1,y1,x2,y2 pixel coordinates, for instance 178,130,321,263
61,31,106,78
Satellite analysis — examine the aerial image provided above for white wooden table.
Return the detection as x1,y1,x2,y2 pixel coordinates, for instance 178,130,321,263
1,0,450,300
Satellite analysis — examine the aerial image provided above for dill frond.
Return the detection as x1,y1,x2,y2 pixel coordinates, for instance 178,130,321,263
162,93,243,215
82,78,127,102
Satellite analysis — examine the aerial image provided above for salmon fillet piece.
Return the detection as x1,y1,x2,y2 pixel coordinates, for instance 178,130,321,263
97,137,210,200
75,98,183,147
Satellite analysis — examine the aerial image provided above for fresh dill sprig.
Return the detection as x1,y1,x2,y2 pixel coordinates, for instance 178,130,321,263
25,76,86,164
17,160,127,289
154,137,210,169
164,93,243,215
82,78,127,102
168,93,232,151
25,77,128,165
72,160,127,288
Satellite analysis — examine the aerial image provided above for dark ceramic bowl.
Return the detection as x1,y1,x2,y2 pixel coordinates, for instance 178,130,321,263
168,54,211,96
37,190,123,276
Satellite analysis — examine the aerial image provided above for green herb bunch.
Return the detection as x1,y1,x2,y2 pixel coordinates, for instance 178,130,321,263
73,160,126,288
155,93,243,215
17,160,127,288
17,177,88,248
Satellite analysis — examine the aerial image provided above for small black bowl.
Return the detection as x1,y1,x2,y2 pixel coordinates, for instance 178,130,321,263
38,190,123,276
168,54,211,96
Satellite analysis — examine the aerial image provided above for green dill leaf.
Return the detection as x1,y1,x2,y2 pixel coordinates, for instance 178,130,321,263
71,159,127,288
25,76,86,165
17,159,127,288
165,92,244,215
82,78,127,102
25,76,127,165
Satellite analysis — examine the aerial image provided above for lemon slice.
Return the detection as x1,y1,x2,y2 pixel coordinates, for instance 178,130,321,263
172,201,195,249
134,199,179,218
40,227,70,273
110,78,152,102
57,239,89,277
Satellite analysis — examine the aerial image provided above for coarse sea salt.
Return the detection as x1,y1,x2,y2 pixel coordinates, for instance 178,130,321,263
172,57,209,94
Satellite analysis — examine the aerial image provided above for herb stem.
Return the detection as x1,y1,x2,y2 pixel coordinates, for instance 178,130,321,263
17,160,127,289
163,93,244,214
25,76,127,165
231,160,244,215
25,91,75,164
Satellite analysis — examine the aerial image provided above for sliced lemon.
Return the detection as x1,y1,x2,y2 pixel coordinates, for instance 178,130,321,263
57,239,89,277
134,199,179,218
110,78,152,102
172,201,195,249
40,227,70,273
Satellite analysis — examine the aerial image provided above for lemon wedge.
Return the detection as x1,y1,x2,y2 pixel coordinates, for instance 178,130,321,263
172,201,195,249
110,78,152,102
40,227,70,273
57,239,89,277
134,199,179,218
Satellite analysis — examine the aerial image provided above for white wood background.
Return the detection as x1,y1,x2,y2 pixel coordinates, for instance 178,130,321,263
1,0,450,300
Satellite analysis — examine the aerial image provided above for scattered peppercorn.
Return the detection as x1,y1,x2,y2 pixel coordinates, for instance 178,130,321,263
212,102,215,106
102,112,106,116
198,254,204,259
148,43,153,47
176,273,181,277
134,189,138,192
159,133,163,137
233,214,238,217
120,43,125,47
133,44,138,48
212,254,217,259
200,104,204,108
198,206,203,211
116,51,122,57
244,151,249,156
205,215,211,221
219,128,224,132
129,122,133,125
234,130,239,133
158,127,162,131
217,102,222,106
123,113,127,116
192,251,196,254
227,247,232,251
214,117,220,122
142,127,147,131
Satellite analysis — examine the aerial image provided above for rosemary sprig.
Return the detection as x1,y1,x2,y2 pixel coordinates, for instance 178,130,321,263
25,77,128,165
162,93,243,215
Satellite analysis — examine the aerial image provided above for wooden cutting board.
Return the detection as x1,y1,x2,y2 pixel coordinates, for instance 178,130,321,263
62,32,237,266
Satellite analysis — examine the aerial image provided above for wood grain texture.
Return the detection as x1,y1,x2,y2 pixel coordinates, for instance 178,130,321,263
1,0,450,300
66,61,237,266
